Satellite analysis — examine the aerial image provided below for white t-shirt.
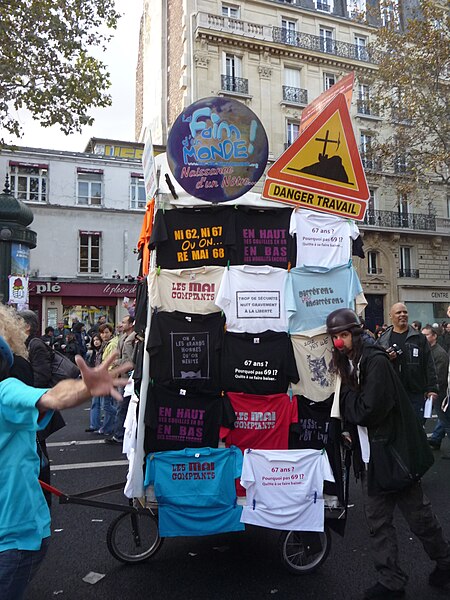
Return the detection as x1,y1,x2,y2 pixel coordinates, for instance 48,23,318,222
148,266,224,313
240,448,335,531
290,209,359,268
216,265,288,333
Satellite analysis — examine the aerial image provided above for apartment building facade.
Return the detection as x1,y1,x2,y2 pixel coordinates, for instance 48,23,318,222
0,139,147,330
136,0,450,328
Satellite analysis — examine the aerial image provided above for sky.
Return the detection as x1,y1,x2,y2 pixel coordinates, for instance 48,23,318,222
6,1,143,153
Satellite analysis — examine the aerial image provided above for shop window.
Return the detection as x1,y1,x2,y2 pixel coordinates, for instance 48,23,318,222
10,164,47,202
130,176,146,209
77,171,103,206
79,231,101,274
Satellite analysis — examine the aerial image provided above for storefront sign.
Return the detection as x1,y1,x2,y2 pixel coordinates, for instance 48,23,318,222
167,96,268,202
401,289,449,302
29,281,137,297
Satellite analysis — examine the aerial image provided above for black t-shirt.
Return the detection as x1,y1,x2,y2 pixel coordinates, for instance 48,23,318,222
149,207,235,269
229,207,296,269
147,310,225,393
221,330,299,395
144,384,235,453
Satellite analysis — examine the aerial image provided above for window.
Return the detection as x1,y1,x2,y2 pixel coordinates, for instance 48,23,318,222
347,0,366,18
381,0,400,28
399,246,417,278
281,18,297,44
365,188,377,224
323,72,336,91
286,121,300,147
221,53,247,93
9,164,47,203
447,195,450,218
360,132,373,169
79,231,101,274
357,83,371,114
130,176,146,210
368,251,380,275
77,171,103,206
319,27,334,53
283,67,307,103
316,0,333,11
222,4,239,18
398,194,409,227
354,36,368,60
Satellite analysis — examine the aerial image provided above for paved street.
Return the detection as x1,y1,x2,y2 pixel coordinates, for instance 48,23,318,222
28,405,450,600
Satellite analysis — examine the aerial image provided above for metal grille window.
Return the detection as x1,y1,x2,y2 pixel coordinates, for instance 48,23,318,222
77,171,103,206
79,231,101,274
10,164,47,202
130,176,146,210
319,27,334,53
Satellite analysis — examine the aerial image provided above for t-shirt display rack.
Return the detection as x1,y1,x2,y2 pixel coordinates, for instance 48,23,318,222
124,176,362,567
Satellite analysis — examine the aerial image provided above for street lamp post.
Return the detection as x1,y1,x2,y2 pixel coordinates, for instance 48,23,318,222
0,176,37,304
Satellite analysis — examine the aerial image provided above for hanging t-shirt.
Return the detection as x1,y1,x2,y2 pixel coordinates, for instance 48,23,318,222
149,207,235,269
144,384,236,453
285,262,363,333
216,265,288,333
229,206,296,269
148,266,224,314
221,330,299,395
290,332,335,402
289,209,359,269
240,448,334,532
224,392,298,452
147,311,225,393
144,446,244,537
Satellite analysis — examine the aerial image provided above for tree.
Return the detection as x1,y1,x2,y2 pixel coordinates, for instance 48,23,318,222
0,0,120,144
368,0,449,196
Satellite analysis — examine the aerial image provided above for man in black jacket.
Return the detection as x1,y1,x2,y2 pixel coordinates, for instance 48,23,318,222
327,308,450,599
377,302,438,421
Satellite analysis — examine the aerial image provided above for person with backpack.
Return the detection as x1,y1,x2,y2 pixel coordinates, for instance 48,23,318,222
326,308,450,599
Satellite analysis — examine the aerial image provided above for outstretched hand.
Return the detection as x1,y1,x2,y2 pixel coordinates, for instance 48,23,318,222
75,352,133,401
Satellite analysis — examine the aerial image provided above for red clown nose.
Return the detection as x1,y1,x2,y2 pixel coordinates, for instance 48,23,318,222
333,338,345,349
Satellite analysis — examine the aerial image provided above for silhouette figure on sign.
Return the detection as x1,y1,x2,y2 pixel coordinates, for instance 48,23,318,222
287,129,352,184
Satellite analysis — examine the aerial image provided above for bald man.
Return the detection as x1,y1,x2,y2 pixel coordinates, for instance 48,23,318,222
377,302,438,421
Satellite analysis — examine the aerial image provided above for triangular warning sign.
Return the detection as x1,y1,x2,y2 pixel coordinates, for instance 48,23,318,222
264,93,369,220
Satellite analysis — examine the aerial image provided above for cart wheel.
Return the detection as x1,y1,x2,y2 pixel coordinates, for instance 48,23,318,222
279,527,331,575
106,510,163,564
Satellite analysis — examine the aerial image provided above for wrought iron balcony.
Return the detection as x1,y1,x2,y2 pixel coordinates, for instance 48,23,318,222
221,75,249,95
399,269,420,278
357,99,378,116
363,210,436,231
282,85,308,105
273,27,377,63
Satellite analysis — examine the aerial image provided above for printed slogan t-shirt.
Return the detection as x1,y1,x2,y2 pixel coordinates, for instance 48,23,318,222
147,311,225,393
240,448,334,531
148,266,224,314
144,384,236,453
290,209,359,269
290,332,335,402
144,446,244,537
216,265,288,333
149,207,235,268
285,262,363,332
221,330,299,395
230,207,296,268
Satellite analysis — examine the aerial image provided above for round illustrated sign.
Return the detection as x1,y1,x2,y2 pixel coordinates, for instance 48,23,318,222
167,97,269,202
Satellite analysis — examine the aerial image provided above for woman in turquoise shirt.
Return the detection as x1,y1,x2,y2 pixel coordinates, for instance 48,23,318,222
0,335,130,600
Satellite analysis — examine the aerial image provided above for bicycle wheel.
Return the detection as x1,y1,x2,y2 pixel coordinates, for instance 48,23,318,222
106,510,163,564
279,527,331,575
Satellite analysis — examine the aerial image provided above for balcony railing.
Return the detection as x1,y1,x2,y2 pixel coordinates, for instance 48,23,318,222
363,210,437,231
282,85,308,105
273,27,377,63
221,75,249,95
399,269,420,278
361,155,382,172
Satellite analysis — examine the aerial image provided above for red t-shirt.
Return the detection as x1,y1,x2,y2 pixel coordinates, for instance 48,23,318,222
223,392,299,495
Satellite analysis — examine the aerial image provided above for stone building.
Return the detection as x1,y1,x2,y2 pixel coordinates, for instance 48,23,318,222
135,0,450,328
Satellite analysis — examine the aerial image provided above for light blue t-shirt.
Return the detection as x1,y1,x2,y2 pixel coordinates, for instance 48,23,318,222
0,378,53,552
145,446,244,537
285,261,363,333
